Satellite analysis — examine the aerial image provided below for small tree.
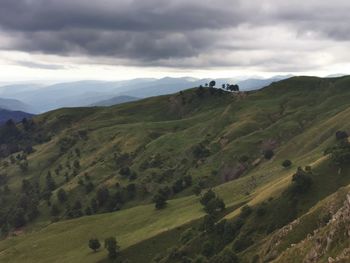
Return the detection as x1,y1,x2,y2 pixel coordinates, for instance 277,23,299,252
263,149,274,160
335,131,348,140
209,80,216,88
153,192,167,210
104,237,119,259
96,187,109,206
282,159,292,168
88,238,101,252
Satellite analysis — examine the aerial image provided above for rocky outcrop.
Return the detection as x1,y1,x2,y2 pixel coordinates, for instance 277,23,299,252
302,193,350,262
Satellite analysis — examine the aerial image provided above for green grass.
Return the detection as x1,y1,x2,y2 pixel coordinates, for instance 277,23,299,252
1,76,350,262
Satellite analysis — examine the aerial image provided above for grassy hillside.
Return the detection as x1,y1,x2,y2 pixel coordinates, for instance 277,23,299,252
0,76,350,262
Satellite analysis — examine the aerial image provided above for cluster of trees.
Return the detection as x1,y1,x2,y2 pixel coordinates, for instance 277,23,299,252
0,178,40,233
192,143,210,159
88,236,120,260
200,190,225,216
0,118,40,158
291,167,313,194
200,81,240,92
152,175,193,209
325,130,350,167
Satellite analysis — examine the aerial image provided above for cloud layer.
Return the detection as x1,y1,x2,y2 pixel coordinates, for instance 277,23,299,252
0,0,350,71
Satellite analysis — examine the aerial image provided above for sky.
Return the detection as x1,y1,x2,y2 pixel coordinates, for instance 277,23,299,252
0,0,350,82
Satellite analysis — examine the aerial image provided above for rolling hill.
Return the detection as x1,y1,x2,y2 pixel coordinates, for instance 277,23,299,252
0,98,35,113
0,109,34,125
90,96,140,107
0,76,349,263
0,76,288,113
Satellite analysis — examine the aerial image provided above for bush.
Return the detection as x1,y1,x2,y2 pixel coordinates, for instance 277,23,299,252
57,189,67,203
153,192,167,210
282,159,292,168
263,149,274,160
104,237,119,259
88,238,101,252
336,130,348,140
96,187,109,206
193,143,210,159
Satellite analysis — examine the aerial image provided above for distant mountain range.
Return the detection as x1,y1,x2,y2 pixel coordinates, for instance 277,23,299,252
0,75,291,113
0,97,35,113
0,108,34,125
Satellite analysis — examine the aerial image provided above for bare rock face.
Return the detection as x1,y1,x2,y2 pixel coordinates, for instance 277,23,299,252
262,218,301,261
265,192,350,263
303,193,350,262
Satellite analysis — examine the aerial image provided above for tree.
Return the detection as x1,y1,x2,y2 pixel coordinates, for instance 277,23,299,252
209,80,216,88
336,130,348,140
85,182,94,193
291,167,313,194
325,139,350,167
152,189,168,210
228,84,240,92
204,197,225,215
119,166,131,178
282,159,292,168
73,160,80,169
90,198,98,213
104,237,119,259
172,179,184,193
263,149,274,160
9,208,26,228
57,188,67,203
200,189,225,215
46,174,56,191
96,187,109,206
153,192,167,209
88,238,101,252
200,189,216,206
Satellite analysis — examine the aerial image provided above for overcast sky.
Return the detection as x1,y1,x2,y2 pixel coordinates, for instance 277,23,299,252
0,0,349,82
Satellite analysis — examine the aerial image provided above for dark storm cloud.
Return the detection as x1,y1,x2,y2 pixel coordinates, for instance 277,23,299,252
0,0,349,69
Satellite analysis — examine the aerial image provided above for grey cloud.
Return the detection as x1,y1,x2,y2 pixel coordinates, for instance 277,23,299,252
15,60,66,70
0,0,350,70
